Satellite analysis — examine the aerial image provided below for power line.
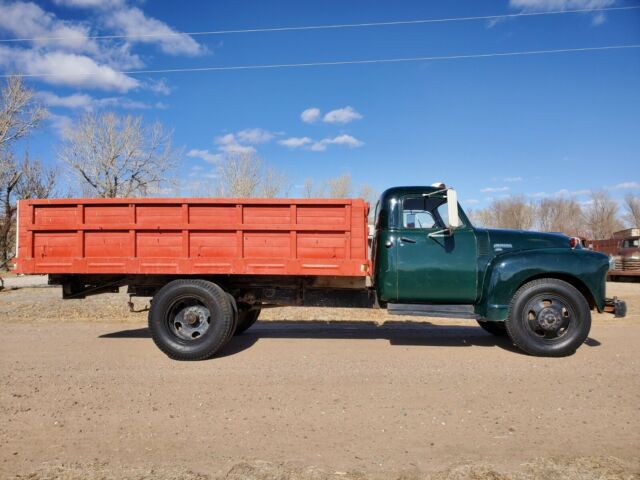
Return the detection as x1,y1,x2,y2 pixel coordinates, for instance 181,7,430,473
0,5,639,43
2,44,638,79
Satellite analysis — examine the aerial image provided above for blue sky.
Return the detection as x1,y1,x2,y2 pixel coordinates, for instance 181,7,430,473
0,0,639,207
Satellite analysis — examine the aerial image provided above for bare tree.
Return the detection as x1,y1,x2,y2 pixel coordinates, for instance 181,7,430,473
214,152,288,198
0,77,49,270
325,173,352,198
466,208,500,227
1,153,57,269
260,165,289,198
582,191,623,240
0,77,48,153
357,183,379,221
623,194,640,228
302,177,318,198
58,112,177,198
480,196,534,230
14,153,57,200
536,197,584,237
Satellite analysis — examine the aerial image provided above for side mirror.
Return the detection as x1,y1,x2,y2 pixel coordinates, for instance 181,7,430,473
447,188,461,229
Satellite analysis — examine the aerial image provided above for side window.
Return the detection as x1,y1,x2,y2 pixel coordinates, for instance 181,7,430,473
436,202,449,228
402,197,438,229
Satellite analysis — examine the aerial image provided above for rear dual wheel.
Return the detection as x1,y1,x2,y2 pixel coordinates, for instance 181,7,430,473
149,280,236,361
234,308,261,335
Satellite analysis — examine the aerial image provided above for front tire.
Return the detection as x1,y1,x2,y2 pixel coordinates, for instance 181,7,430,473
505,278,591,357
149,280,235,360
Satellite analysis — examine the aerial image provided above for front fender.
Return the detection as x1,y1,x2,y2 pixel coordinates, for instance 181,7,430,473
476,248,609,321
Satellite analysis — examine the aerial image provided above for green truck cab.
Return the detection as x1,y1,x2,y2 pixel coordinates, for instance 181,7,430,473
372,185,626,357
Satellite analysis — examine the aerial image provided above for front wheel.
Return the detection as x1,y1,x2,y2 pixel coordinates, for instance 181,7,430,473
505,278,591,357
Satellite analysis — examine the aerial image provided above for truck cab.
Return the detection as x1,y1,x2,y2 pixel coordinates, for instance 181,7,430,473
371,185,626,356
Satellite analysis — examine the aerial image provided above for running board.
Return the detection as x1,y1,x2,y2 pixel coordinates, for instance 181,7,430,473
387,303,479,319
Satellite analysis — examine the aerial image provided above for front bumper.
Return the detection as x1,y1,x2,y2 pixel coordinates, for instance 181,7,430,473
604,297,627,318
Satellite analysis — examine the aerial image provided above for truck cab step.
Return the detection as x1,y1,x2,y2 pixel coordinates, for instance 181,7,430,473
387,303,479,319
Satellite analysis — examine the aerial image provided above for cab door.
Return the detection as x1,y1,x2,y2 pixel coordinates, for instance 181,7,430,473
395,195,478,303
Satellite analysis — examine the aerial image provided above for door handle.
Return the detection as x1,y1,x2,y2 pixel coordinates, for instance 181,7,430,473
400,237,417,244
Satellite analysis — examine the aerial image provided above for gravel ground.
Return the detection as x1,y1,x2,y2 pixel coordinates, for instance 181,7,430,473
0,281,639,479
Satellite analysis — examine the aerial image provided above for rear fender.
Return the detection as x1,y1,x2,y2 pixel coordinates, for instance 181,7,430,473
476,248,609,321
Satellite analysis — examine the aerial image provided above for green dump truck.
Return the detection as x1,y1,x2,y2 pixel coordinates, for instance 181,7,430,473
15,184,626,360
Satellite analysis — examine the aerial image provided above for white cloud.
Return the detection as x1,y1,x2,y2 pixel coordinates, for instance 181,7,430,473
509,0,614,25
146,78,172,95
54,0,124,6
0,1,99,53
323,106,363,124
301,107,321,123
92,97,151,109
509,0,614,10
480,186,510,193
48,113,73,139
503,176,523,182
37,91,93,109
37,91,160,110
0,46,139,92
464,199,480,205
612,182,640,189
311,134,364,151
278,136,312,149
236,128,275,144
324,134,363,147
214,133,257,154
528,188,590,198
591,12,606,25
187,149,223,164
54,0,202,56
104,6,203,56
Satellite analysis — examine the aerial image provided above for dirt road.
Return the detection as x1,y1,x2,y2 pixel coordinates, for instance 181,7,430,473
1,282,639,479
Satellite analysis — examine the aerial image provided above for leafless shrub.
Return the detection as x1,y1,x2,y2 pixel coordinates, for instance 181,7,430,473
58,112,178,198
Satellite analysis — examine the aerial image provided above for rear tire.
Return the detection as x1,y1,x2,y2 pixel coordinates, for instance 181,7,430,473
505,278,591,357
477,320,507,336
234,308,261,335
148,279,235,360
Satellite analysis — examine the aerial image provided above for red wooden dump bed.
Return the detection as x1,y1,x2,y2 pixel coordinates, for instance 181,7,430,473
14,198,370,277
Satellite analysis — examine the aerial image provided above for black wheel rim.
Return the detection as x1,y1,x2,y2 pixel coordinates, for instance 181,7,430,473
522,293,575,341
165,295,211,342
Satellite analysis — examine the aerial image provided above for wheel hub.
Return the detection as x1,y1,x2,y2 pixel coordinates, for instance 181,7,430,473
536,306,563,331
172,305,211,340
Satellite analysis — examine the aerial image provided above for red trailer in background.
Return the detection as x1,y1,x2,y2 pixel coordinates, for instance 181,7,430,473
14,197,370,277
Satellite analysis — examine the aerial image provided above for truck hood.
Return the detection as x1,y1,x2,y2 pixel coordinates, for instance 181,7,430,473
483,228,570,254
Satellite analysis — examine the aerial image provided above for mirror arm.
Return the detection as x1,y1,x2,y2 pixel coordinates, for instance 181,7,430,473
428,228,452,238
